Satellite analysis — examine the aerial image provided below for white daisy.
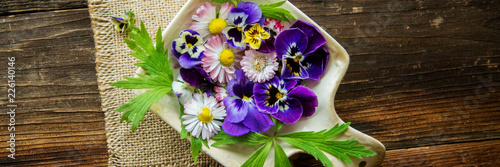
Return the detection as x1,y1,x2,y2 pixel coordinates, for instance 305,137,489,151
240,50,279,83
201,35,243,84
181,93,226,140
190,2,234,39
172,76,196,104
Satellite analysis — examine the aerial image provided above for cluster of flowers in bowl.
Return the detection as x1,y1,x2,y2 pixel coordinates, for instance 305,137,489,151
110,1,377,166
171,1,329,140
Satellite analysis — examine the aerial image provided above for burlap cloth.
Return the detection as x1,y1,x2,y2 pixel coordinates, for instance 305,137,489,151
88,0,222,166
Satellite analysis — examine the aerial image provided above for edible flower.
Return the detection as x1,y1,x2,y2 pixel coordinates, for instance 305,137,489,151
243,24,270,49
190,2,234,39
201,35,243,84
110,11,135,33
172,75,196,104
256,18,285,53
240,50,279,83
275,20,329,80
222,70,274,136
253,76,318,124
222,1,263,49
182,93,226,140
172,29,205,68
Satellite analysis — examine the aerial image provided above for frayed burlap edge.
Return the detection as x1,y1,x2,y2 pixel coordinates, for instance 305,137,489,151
87,0,222,166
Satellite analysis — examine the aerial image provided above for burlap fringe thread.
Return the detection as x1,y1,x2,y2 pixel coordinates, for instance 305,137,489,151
87,0,222,166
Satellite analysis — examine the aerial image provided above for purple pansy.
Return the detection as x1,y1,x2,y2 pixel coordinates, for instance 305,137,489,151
172,29,206,69
253,76,318,124
222,70,274,136
172,29,212,87
275,20,329,80
222,1,262,49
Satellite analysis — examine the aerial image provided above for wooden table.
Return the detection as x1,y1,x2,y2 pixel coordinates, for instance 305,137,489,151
0,0,499,166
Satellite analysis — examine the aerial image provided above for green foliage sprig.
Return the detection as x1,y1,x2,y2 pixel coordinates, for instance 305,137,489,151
260,1,296,22
111,22,174,131
210,0,295,22
212,122,376,167
211,0,241,6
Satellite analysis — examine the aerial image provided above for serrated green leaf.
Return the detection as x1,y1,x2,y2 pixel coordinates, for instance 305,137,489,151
277,123,375,166
115,87,171,131
259,1,296,23
211,131,271,146
278,137,333,167
201,139,210,149
278,122,350,140
211,0,239,5
241,141,272,167
274,140,292,167
190,136,203,163
111,22,174,131
179,105,188,139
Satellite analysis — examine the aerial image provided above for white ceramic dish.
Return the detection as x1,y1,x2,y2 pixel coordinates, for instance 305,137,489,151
134,0,386,166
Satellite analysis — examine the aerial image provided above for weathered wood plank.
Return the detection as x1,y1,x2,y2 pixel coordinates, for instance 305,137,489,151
288,0,500,150
0,0,498,166
384,139,500,166
0,0,87,15
0,8,107,166
291,139,500,166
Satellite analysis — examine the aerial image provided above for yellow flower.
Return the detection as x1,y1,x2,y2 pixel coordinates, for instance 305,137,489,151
243,24,270,49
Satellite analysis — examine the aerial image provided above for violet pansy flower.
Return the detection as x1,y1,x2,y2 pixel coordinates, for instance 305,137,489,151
110,11,135,33
257,18,285,53
253,76,318,124
172,30,205,69
222,1,262,49
222,70,274,136
275,20,329,80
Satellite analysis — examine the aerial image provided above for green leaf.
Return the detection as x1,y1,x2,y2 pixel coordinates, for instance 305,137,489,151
278,137,333,167
201,139,210,149
111,22,174,131
259,1,296,22
179,105,188,139
190,136,203,163
274,140,292,167
277,123,375,166
115,87,171,131
272,118,284,134
211,131,271,147
241,141,272,167
211,0,239,5
278,122,350,141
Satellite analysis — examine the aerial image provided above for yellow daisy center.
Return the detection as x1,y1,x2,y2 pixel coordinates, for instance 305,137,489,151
253,55,266,71
208,18,227,34
198,107,213,123
220,49,235,66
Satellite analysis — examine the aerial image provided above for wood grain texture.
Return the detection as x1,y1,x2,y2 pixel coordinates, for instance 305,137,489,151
291,139,500,167
0,0,87,15
290,0,500,149
0,8,107,166
0,0,498,166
